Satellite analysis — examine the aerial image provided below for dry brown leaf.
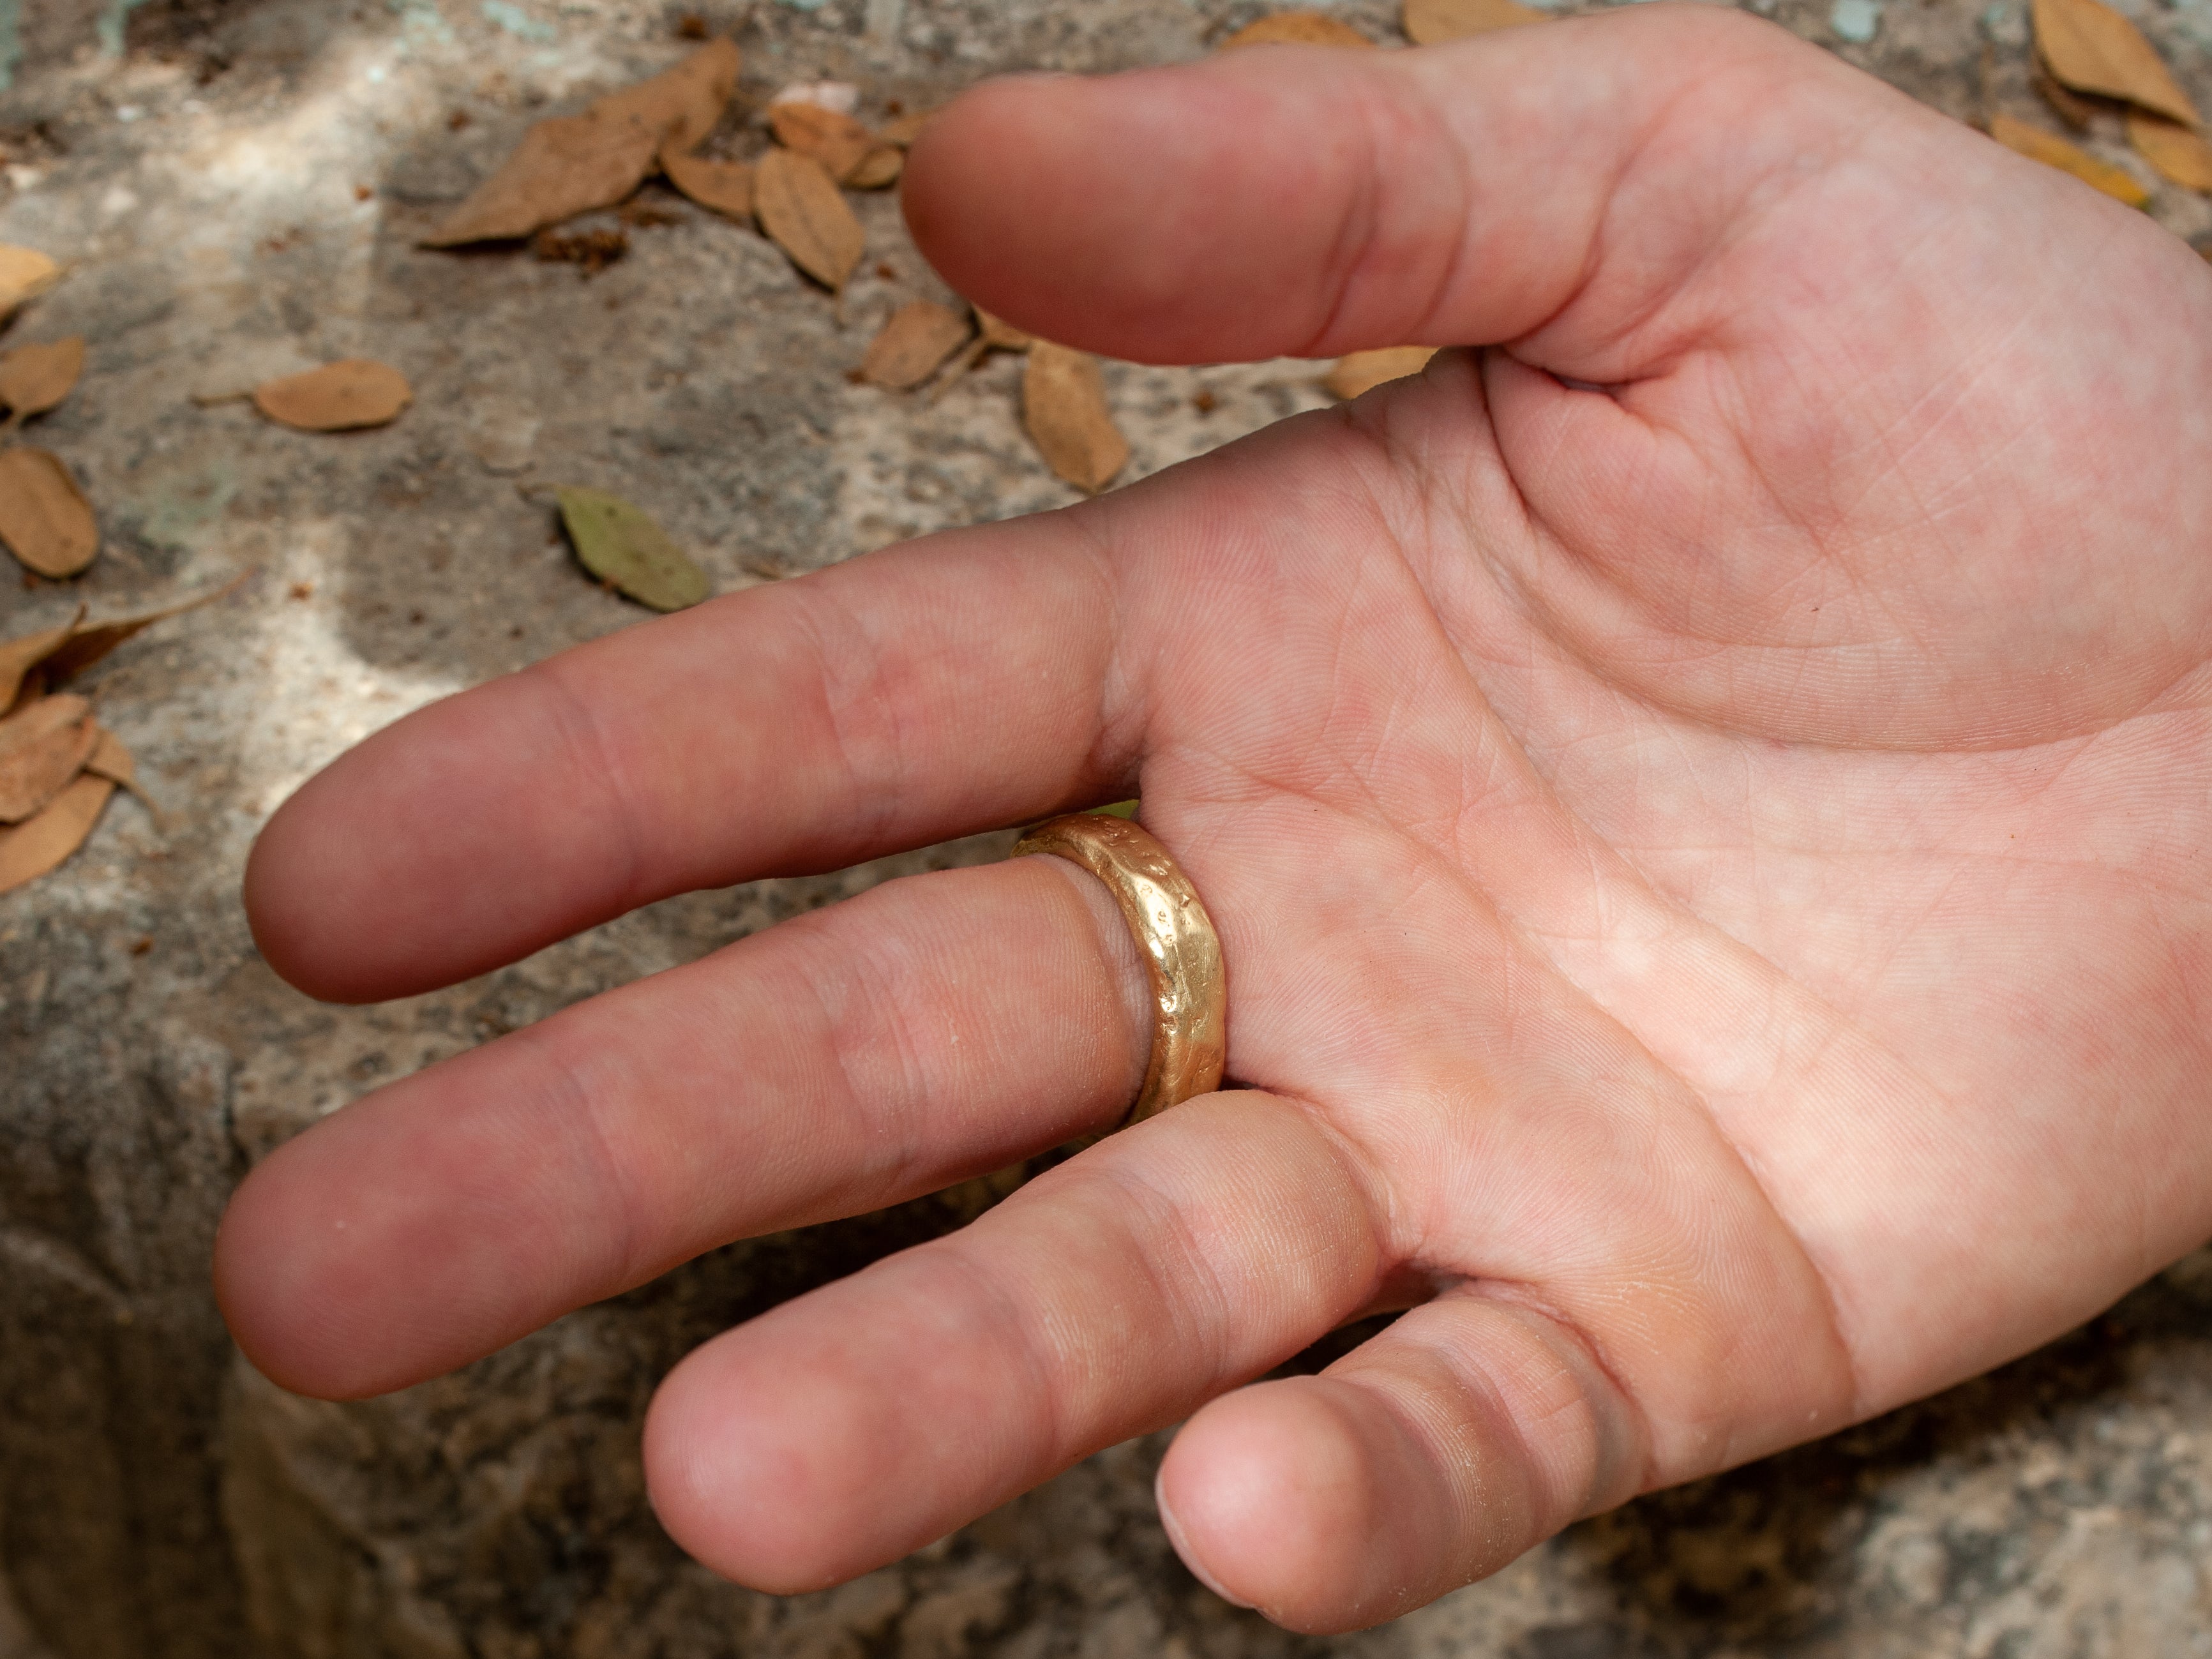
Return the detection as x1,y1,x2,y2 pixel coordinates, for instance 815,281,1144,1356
2032,0,2197,126
926,339,989,403
0,728,98,825
2128,110,2212,190
846,145,905,189
876,109,938,147
928,308,1034,402
424,42,736,248
862,301,972,389
1222,12,1376,48
0,247,60,323
84,724,138,789
83,724,132,783
1403,0,1546,43
253,359,413,432
423,110,665,246
1326,345,1439,399
0,447,98,578
660,147,755,218
0,694,96,823
1023,342,1129,493
0,337,87,421
755,149,865,290
0,772,114,897
36,615,159,687
36,576,248,689
86,725,162,823
0,692,88,752
592,38,740,155
771,103,877,181
1988,113,2151,206
0,606,85,714
977,309,1035,352
2033,50,2103,131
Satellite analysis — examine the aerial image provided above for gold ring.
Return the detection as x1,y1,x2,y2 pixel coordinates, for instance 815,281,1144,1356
1013,812,1226,1127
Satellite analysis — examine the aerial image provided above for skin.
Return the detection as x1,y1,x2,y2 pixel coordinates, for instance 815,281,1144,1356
216,8,2212,1634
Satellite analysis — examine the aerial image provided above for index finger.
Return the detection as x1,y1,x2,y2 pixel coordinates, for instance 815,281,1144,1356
245,517,1134,1003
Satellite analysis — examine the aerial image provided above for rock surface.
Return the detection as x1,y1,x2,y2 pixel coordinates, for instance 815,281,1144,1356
3,0,2210,1655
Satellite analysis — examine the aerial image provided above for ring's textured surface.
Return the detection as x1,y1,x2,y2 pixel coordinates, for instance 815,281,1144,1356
1013,812,1226,1126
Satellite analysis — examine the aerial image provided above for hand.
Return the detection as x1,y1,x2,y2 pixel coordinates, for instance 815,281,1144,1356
214,8,2212,1633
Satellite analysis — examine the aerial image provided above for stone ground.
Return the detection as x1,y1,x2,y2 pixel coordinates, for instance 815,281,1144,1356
4,0,2212,1655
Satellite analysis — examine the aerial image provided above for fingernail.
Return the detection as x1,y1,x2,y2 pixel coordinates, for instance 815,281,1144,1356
1155,1471,1255,1610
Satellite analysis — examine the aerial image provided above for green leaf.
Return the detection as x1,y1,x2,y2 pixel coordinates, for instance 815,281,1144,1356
556,486,711,613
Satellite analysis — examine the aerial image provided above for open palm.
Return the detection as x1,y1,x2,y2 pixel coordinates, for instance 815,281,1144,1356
216,8,2212,1633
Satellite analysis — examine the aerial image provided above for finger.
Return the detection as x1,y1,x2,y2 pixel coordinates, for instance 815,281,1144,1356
245,516,1132,1003
214,855,1150,1400
1155,1290,1645,1633
641,1091,1386,1593
903,8,1936,366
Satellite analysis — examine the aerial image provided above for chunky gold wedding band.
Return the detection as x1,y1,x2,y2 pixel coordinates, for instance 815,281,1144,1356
1013,813,1226,1127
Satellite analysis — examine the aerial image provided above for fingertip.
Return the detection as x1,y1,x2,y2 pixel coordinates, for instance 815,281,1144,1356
241,779,359,1004
1156,1379,1413,1633
214,1062,622,1402
640,1353,767,1586
241,712,453,1005
903,58,1357,362
211,1164,289,1382
642,1337,892,1595
213,1138,386,1400
900,72,1129,339
241,676,596,1004
899,73,1067,260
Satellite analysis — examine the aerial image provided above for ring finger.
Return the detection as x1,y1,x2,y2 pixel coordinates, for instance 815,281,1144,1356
213,851,1157,1399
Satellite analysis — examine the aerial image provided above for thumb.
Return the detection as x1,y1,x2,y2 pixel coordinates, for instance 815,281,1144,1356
901,6,1890,366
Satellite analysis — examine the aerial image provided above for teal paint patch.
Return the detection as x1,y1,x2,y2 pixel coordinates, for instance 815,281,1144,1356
98,0,152,56
0,0,20,93
1830,0,1882,40
386,0,455,46
480,1,555,41
778,0,831,11
137,465,238,552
